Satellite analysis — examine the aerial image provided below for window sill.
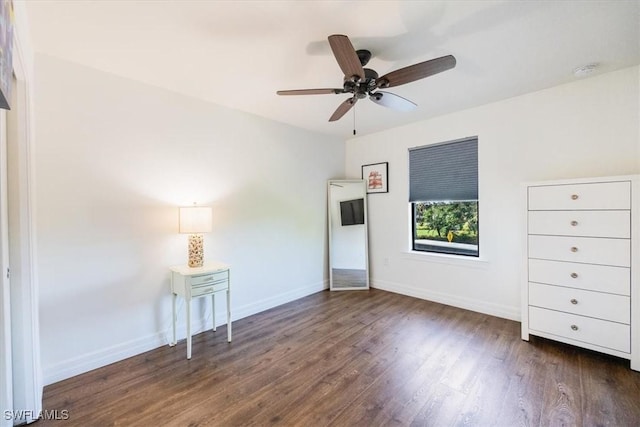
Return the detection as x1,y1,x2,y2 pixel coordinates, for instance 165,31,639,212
402,250,489,269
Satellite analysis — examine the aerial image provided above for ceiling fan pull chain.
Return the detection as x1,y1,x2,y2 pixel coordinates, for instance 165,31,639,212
353,105,357,135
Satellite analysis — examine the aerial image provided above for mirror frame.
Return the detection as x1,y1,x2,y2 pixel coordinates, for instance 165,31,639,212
328,179,370,291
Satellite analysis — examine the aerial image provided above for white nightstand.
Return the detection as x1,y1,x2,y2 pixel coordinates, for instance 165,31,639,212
169,261,231,359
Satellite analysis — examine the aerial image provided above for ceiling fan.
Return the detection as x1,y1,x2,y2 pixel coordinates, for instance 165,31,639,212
277,34,457,122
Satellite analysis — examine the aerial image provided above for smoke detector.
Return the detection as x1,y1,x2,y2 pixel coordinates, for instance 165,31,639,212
573,63,599,78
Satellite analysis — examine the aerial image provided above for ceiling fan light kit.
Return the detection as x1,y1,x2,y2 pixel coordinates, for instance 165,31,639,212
371,91,417,112
277,34,457,123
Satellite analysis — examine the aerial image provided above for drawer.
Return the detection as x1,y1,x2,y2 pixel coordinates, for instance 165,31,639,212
528,210,630,238
528,235,630,267
191,281,228,297
528,181,630,211
529,282,630,324
529,306,630,353
528,259,630,295
191,270,229,286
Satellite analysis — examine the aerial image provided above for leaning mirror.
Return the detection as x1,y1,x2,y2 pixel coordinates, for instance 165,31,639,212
328,180,369,290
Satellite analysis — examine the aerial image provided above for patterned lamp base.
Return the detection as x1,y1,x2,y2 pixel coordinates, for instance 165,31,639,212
188,234,204,267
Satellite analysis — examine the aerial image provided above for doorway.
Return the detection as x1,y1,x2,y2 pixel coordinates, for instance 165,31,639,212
0,58,42,424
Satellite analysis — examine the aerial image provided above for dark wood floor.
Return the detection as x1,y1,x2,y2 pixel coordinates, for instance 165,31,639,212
37,289,640,426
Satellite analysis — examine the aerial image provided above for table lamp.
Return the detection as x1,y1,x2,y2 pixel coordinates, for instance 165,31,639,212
179,205,212,268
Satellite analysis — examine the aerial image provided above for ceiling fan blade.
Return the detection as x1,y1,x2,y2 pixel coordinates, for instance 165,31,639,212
328,35,365,81
369,91,417,112
376,55,457,88
329,96,358,122
277,88,344,96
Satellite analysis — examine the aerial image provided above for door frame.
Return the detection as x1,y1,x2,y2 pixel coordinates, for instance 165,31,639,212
0,95,13,427
1,3,41,423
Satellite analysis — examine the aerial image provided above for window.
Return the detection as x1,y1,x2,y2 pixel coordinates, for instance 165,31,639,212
409,137,479,257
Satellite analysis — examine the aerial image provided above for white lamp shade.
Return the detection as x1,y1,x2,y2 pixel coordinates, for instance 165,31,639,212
179,206,212,234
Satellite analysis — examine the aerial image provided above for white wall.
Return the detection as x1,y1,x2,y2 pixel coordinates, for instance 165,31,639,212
34,54,344,384
346,66,640,320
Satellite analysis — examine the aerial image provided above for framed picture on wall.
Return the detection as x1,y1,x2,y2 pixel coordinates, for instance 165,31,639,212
362,162,388,194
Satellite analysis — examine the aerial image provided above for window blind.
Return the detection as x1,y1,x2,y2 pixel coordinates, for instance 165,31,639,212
409,137,478,202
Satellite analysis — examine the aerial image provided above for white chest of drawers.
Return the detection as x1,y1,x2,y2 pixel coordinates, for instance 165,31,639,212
521,175,639,371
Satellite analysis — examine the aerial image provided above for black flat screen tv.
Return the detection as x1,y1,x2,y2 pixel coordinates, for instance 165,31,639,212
340,198,364,226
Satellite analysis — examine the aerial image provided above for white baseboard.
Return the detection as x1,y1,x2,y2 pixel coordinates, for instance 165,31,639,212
371,278,520,321
42,280,327,386
230,279,328,322
42,330,166,386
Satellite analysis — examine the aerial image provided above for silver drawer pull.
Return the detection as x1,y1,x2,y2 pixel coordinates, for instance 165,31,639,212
571,194,579,200
570,246,578,253
570,299,578,305
570,220,578,226
570,272,578,279
571,325,579,331
201,276,214,281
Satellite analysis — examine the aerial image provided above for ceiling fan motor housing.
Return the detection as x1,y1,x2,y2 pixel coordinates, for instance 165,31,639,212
364,68,378,80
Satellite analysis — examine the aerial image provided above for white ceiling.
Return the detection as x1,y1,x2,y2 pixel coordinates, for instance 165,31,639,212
25,0,640,138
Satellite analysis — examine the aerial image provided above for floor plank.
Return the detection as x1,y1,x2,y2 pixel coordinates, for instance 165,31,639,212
35,289,640,426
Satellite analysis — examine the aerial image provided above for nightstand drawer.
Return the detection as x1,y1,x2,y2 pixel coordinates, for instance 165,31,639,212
528,210,630,238
528,235,630,267
528,259,630,295
529,282,630,324
528,181,630,211
529,306,630,353
191,281,228,297
191,270,228,286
